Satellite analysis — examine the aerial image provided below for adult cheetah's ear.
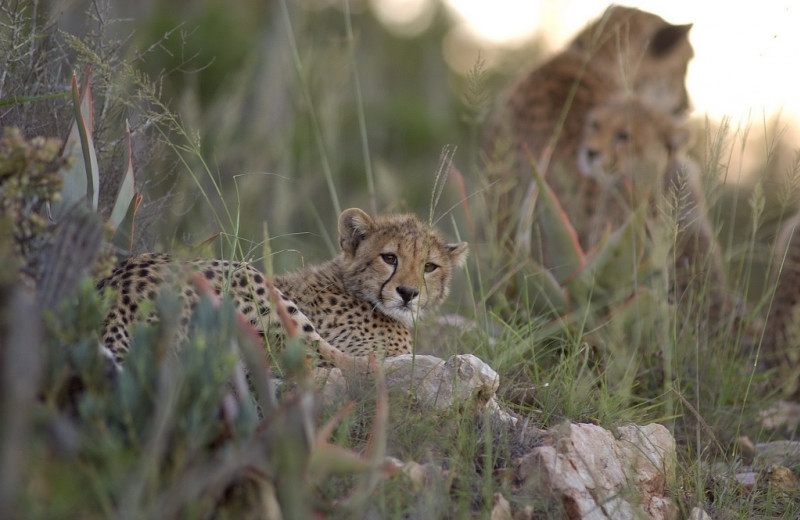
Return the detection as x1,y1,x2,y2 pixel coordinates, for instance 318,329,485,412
649,23,692,58
446,242,469,268
339,208,376,256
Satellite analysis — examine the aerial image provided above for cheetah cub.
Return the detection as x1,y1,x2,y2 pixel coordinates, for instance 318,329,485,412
578,95,727,304
576,94,694,246
579,95,691,191
97,208,468,366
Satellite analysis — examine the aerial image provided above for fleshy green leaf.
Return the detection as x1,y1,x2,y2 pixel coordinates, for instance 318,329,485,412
308,443,374,480
563,203,653,309
603,287,668,347
582,203,650,292
111,193,142,252
523,146,585,283
515,258,571,315
51,68,99,220
109,120,136,230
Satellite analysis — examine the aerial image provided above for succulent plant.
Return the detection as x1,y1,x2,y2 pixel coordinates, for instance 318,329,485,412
510,149,664,326
0,68,142,295
498,149,677,398
47,68,142,252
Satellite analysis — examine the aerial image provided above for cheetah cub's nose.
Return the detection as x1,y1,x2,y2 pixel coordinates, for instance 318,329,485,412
396,285,419,304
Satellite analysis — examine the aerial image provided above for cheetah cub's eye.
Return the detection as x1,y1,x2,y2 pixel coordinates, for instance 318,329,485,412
615,130,631,143
381,253,398,266
424,262,439,273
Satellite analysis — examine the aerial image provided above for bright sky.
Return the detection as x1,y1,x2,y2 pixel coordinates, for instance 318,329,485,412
439,0,800,124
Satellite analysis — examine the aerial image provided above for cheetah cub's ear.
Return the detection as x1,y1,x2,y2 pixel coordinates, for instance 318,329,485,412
447,241,469,268
339,208,376,256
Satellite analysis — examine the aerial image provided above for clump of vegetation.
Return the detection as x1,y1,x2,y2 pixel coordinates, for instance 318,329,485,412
0,274,390,519
0,128,66,270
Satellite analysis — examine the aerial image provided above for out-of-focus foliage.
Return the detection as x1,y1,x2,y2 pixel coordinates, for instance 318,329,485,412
1,0,178,254
0,275,388,519
112,0,473,265
0,128,66,270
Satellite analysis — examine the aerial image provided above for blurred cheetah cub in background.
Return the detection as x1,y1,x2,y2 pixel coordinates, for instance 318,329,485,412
579,95,692,192
578,95,724,297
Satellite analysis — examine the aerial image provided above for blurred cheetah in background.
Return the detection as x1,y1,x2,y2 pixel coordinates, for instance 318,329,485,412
485,5,694,250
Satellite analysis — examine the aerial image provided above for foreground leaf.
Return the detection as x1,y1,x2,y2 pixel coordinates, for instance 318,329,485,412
111,193,142,252
51,68,98,220
523,146,584,283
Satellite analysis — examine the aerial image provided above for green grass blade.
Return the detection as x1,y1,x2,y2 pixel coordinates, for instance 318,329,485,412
343,0,376,216
278,0,341,216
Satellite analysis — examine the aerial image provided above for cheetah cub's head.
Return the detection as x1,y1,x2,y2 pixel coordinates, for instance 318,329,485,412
578,95,691,193
337,208,468,328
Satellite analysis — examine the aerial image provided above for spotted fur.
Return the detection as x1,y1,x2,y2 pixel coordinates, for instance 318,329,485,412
97,208,468,367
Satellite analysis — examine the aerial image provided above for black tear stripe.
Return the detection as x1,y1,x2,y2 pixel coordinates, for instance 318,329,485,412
378,258,397,305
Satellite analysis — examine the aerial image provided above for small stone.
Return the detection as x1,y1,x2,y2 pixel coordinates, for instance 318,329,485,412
736,435,755,464
733,472,758,489
401,461,428,492
754,440,800,467
687,506,711,520
383,354,499,411
490,492,512,520
763,464,800,495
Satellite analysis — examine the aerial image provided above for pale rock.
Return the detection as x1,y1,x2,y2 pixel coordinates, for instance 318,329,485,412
490,492,512,520
754,440,800,467
732,472,758,489
313,367,348,407
485,395,519,427
385,457,454,494
314,354,503,415
688,506,711,520
383,456,405,473
759,400,800,432
516,504,535,520
382,354,499,410
515,422,677,520
400,460,428,493
762,464,800,495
